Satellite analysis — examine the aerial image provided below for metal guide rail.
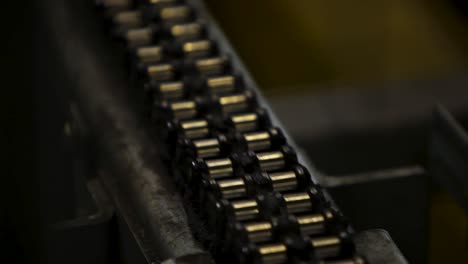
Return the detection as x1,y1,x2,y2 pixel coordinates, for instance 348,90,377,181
97,0,365,263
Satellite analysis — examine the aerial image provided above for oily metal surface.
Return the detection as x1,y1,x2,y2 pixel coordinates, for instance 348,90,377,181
41,0,206,262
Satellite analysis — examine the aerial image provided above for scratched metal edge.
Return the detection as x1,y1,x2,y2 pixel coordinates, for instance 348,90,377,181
41,0,208,262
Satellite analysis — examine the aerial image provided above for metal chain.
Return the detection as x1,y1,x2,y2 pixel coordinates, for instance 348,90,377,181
97,1,365,263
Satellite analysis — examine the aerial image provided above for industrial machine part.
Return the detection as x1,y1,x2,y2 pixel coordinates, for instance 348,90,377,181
40,0,408,263
104,1,360,262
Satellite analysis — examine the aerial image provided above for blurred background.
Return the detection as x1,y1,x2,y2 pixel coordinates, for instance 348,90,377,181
203,1,468,263
3,0,468,263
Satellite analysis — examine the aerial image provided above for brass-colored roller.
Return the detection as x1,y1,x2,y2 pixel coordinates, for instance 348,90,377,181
230,112,259,132
205,158,234,179
125,27,153,47
296,213,327,236
192,138,221,158
180,119,209,139
218,92,252,114
310,236,342,259
257,243,288,264
147,63,175,81
170,22,204,40
256,151,285,171
113,10,142,28
243,131,271,151
282,192,313,213
160,5,191,22
137,46,163,63
183,40,213,58
195,57,228,76
216,178,246,199
157,81,184,100
206,75,236,95
230,199,260,221
242,221,273,243
169,100,197,119
268,170,298,192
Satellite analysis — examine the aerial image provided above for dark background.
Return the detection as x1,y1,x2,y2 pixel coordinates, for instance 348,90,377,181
2,0,37,262
2,0,36,263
